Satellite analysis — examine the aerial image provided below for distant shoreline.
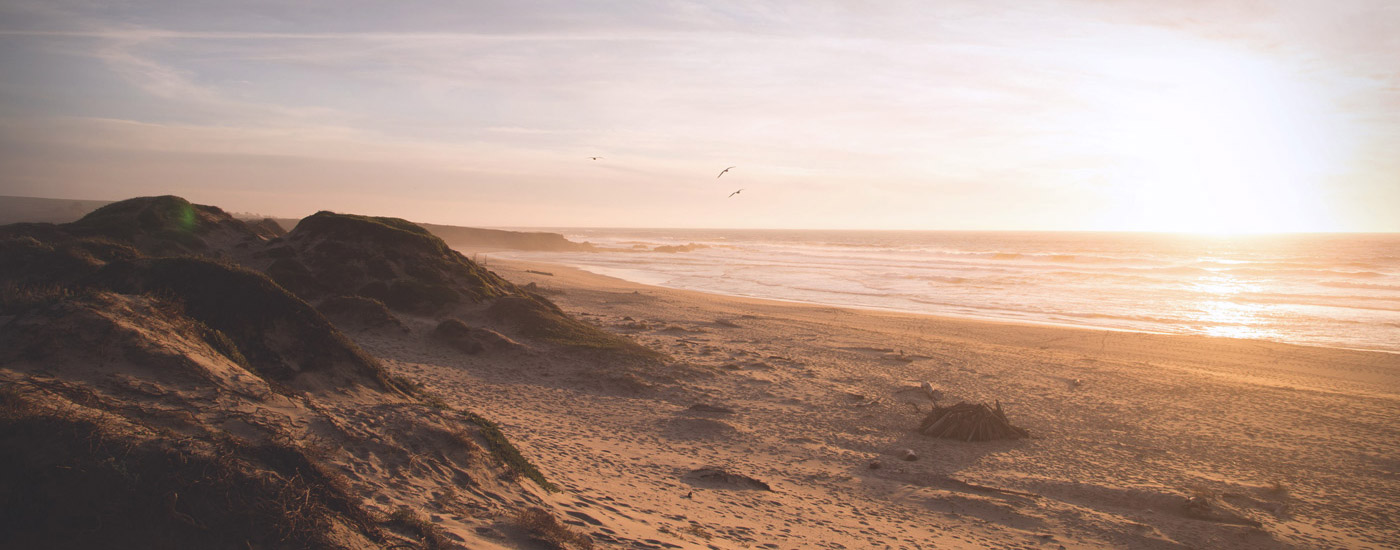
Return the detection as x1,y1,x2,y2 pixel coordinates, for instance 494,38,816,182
491,255,1400,357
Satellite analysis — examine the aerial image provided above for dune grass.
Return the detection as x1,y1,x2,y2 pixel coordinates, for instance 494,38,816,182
513,507,594,550
0,385,385,549
387,507,452,550
459,410,559,492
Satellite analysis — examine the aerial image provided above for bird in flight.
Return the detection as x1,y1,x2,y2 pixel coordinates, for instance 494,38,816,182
716,166,736,178
588,156,604,161
729,189,744,198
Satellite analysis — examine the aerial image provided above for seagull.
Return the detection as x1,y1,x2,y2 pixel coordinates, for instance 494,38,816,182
588,156,604,161
716,166,735,178
729,189,744,198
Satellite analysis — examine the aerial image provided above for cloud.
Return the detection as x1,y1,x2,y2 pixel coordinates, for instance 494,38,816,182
0,1,1396,230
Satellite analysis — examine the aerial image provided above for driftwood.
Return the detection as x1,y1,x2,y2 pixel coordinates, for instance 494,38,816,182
919,401,1029,441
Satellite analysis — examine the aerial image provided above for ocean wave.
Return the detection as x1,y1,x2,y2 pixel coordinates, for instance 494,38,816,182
1318,281,1400,291
1229,294,1400,311
493,230,1400,352
1042,270,1163,284
1226,268,1388,279
1053,311,1191,326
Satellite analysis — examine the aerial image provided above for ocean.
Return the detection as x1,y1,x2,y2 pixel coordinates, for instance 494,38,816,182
490,230,1400,353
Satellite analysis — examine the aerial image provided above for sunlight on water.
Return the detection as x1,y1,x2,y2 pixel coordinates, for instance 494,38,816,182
1188,273,1261,296
1195,300,1281,340
495,230,1400,352
1190,273,1281,339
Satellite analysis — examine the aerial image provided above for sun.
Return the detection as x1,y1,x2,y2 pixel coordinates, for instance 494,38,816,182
1090,52,1348,234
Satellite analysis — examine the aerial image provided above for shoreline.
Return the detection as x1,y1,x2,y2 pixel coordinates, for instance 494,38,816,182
488,255,1400,357
374,256,1400,549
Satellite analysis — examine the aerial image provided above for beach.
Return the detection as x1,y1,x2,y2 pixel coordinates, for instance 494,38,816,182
7,2,1398,548
4,197,1397,549
357,258,1400,549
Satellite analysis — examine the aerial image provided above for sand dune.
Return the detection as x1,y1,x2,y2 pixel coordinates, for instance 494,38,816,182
3,196,1396,549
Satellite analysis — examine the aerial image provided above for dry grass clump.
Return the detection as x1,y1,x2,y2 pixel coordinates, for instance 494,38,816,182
918,401,1029,441
513,507,594,550
388,507,452,550
683,523,714,540
0,281,78,314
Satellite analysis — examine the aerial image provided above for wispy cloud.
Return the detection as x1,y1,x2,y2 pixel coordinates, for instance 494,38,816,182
0,1,1396,230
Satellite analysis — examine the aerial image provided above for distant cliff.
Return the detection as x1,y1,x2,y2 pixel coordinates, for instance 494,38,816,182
275,219,593,252
418,223,595,252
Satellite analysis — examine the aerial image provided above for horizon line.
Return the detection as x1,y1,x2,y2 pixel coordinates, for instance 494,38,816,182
5,194,1394,236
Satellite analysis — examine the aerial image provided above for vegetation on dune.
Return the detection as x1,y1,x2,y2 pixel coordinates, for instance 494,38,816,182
267,211,519,312
0,235,141,288
512,507,595,550
0,196,619,550
0,386,385,550
0,281,80,315
295,211,438,242
316,295,405,332
92,256,408,394
0,234,411,397
486,296,665,361
459,409,559,492
71,195,203,238
386,508,452,550
63,195,267,258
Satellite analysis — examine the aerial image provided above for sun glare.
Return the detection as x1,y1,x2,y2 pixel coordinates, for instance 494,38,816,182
1091,52,1349,234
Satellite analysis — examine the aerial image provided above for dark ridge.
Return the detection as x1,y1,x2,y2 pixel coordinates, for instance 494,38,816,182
64,195,268,257
263,211,520,313
317,295,406,332
292,211,440,246
0,235,142,290
246,218,287,239
91,256,401,393
71,195,208,237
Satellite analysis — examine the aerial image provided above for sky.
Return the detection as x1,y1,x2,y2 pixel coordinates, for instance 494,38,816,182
0,1,1397,232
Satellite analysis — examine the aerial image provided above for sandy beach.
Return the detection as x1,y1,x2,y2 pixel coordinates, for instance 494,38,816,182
8,2,1399,548
4,198,1397,550
350,258,1400,550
